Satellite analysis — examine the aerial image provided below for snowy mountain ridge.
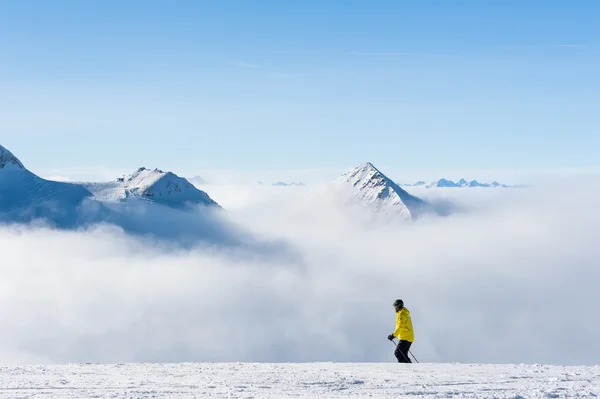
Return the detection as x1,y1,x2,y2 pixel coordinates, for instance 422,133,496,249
0,144,225,243
0,145,25,170
402,178,512,188
332,162,428,221
81,167,220,208
0,144,95,224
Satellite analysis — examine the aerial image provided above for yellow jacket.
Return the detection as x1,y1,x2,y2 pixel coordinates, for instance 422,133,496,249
393,307,414,342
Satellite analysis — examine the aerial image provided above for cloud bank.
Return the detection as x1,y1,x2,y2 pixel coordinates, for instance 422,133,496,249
1,180,599,366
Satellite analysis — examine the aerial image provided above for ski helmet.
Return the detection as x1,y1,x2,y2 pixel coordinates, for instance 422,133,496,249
393,299,404,308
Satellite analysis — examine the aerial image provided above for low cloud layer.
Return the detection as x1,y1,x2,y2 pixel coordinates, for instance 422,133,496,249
1,181,600,366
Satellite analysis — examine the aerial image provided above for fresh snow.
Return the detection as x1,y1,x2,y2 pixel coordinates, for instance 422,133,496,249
333,162,428,221
0,363,598,398
81,167,220,208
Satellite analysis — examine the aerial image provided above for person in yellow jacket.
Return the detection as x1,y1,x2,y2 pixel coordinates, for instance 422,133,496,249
387,299,414,363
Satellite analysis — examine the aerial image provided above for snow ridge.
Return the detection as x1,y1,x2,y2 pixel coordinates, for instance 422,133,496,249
0,144,93,224
82,167,220,208
334,162,427,221
0,144,25,170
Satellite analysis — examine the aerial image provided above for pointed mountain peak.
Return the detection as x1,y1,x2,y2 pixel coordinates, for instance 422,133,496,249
339,162,387,187
334,162,428,221
348,161,379,175
359,161,377,169
0,144,25,170
457,178,468,185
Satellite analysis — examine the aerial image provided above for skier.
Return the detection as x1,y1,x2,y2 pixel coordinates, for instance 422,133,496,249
387,299,414,363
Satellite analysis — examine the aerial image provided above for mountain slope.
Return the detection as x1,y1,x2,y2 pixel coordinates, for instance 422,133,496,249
332,162,428,221
81,167,220,208
0,145,25,170
0,144,96,225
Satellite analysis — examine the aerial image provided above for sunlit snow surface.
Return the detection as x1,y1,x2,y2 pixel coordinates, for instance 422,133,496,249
0,363,598,398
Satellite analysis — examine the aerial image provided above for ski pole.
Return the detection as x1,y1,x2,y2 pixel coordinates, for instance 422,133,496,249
390,339,419,363
390,339,412,363
409,350,419,363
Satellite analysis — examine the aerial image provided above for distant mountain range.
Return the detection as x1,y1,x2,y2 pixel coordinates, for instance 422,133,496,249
272,181,305,187
258,178,517,189
0,143,244,246
0,143,459,235
401,178,515,188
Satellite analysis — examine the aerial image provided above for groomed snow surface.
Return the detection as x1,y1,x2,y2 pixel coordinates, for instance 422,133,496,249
1,363,598,398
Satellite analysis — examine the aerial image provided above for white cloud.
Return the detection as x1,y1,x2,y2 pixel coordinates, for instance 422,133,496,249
1,180,600,365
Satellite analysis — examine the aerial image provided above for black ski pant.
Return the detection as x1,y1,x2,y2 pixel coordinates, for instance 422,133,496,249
394,340,412,363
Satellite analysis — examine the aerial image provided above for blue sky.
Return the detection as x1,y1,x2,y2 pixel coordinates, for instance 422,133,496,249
1,1,599,182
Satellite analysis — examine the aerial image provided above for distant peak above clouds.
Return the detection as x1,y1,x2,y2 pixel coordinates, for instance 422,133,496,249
401,177,513,188
0,144,25,170
272,181,305,187
0,144,236,246
332,162,428,221
0,144,93,224
82,167,220,208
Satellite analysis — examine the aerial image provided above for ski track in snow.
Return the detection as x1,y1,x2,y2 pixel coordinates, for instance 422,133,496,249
0,363,598,398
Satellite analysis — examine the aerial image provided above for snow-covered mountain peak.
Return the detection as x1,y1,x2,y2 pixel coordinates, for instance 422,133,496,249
338,162,388,188
0,144,25,170
427,178,459,188
333,162,428,221
120,167,173,188
83,167,220,208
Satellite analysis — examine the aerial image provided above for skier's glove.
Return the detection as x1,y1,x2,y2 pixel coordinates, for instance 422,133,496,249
387,334,394,341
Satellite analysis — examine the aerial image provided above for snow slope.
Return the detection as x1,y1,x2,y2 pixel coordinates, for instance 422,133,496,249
0,145,96,226
0,363,597,398
333,162,428,221
81,167,220,208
